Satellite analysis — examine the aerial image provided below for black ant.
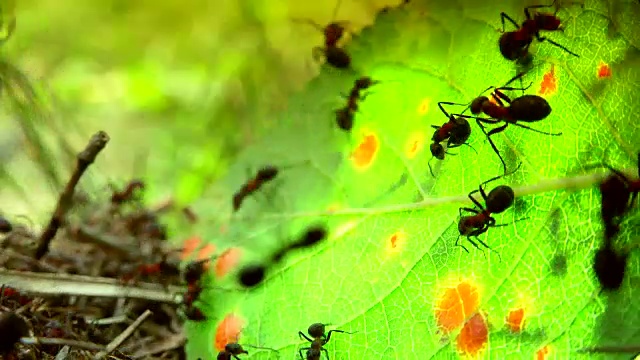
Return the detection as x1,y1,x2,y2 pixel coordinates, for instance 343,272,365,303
298,323,354,360
498,0,582,62
335,76,379,131
216,342,279,360
456,163,526,259
428,102,473,177
451,72,562,174
111,179,145,205
0,311,29,355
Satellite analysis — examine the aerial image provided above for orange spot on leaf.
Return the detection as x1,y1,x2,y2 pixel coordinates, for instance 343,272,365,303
597,61,612,79
181,236,201,260
535,345,551,360
539,65,557,96
418,98,430,115
215,247,242,278
404,132,425,159
214,314,245,351
196,244,217,268
506,308,525,333
434,282,480,334
456,312,489,357
385,231,406,254
350,132,379,170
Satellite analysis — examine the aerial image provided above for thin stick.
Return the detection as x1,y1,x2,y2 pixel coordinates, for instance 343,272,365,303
20,337,105,351
35,131,110,259
93,309,153,359
578,345,640,353
0,269,184,304
230,168,631,220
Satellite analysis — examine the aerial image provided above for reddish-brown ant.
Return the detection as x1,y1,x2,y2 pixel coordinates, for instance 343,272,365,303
298,322,355,360
294,0,352,69
498,0,582,62
451,72,562,174
456,163,527,259
335,76,379,131
233,166,279,212
216,342,279,360
111,179,145,205
428,102,474,177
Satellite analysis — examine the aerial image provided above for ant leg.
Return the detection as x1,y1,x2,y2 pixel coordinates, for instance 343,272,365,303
460,207,481,216
322,348,331,360
232,355,242,360
536,36,580,57
437,101,467,119
524,3,557,19
455,235,470,253
500,12,520,32
478,120,509,175
299,331,313,342
325,329,353,343
299,348,310,360
462,143,478,154
428,157,437,178
511,122,562,136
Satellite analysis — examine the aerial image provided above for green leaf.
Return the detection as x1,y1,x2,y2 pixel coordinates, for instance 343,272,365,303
188,1,640,359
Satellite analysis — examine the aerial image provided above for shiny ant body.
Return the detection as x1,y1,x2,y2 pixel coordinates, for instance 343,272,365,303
457,164,525,259
499,0,581,62
593,237,630,291
335,76,379,131
216,342,279,360
452,72,562,174
298,323,354,360
428,102,473,177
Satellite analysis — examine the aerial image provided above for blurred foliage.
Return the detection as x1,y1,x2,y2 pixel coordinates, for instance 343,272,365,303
0,0,402,230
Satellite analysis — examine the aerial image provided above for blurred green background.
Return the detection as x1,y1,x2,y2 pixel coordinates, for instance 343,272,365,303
0,0,402,224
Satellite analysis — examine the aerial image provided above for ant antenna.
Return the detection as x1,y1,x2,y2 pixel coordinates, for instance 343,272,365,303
243,344,280,353
331,0,343,22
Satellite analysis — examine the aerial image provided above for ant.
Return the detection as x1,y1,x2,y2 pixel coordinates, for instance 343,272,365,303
121,256,181,285
587,152,640,237
335,76,379,131
233,162,309,212
428,102,473,177
456,163,526,259
0,215,11,233
238,226,329,288
233,166,279,212
216,342,279,360
498,0,582,62
272,225,328,263
450,71,562,174
298,323,354,360
294,0,352,69
111,179,145,205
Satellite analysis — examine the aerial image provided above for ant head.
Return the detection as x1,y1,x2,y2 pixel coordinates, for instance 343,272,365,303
225,343,248,355
470,97,488,114
354,76,372,89
308,322,327,337
430,143,445,160
238,264,266,288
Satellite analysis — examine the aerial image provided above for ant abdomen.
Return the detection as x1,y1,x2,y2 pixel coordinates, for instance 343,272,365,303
325,46,351,69
499,33,529,61
510,95,552,121
485,185,515,214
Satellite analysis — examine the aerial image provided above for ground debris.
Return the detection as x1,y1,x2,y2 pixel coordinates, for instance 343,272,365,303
0,132,196,360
